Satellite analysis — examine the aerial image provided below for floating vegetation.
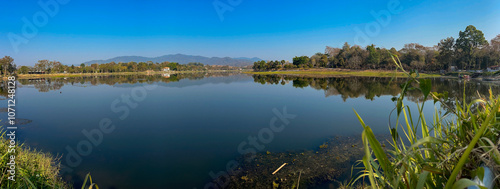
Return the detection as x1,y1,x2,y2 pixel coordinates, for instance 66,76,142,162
218,135,390,188
319,142,328,149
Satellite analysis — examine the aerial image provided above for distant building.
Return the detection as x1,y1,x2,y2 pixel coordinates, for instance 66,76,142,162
28,70,46,74
163,67,170,72
487,65,500,72
448,66,457,72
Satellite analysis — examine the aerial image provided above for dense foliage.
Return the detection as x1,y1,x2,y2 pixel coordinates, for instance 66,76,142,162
253,25,500,72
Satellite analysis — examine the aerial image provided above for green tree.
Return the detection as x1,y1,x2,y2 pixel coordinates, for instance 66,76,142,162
455,25,488,69
36,60,50,73
50,61,62,73
335,42,352,68
138,62,148,71
0,56,14,76
345,45,367,69
437,37,455,70
489,34,500,67
319,54,328,68
399,43,426,70
167,62,179,71
424,48,439,71
366,44,381,69
18,66,30,74
292,56,309,67
127,62,138,72
187,62,204,67
491,34,500,52
252,60,266,71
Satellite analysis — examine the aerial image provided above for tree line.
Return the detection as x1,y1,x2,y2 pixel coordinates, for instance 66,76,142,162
253,25,500,72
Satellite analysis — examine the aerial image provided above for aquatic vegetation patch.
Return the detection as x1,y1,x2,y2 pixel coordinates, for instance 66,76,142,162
217,135,390,189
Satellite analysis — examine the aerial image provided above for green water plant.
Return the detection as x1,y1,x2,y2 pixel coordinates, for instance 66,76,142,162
351,54,500,188
0,129,101,189
81,173,99,189
0,131,70,188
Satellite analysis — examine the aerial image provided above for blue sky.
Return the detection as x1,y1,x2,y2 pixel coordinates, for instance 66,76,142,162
1,0,499,66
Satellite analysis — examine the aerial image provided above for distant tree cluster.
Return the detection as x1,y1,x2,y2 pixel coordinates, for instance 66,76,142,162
253,25,500,72
252,60,294,71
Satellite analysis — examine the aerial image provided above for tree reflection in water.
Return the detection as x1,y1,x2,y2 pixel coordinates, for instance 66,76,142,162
252,74,500,113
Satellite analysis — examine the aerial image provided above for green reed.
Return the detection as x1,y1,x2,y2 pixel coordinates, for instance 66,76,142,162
0,131,70,188
351,54,500,189
0,130,101,189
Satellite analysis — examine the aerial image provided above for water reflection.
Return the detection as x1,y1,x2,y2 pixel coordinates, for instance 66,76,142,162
12,73,500,108
252,74,500,104
15,72,241,93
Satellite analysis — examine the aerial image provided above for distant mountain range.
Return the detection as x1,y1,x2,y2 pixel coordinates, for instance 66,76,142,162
82,54,262,67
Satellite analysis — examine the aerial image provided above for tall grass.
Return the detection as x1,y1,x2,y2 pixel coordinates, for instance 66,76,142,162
0,131,100,189
0,131,70,188
351,55,500,188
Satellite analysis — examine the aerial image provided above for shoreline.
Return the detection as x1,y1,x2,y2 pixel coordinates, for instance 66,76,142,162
244,68,442,78
6,69,479,80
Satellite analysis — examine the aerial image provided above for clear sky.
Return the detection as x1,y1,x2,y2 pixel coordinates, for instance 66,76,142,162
1,0,499,66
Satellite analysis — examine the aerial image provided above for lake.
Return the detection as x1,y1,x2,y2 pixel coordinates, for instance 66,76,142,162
1,73,497,189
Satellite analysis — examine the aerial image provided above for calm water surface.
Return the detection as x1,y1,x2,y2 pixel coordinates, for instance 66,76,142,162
1,73,497,188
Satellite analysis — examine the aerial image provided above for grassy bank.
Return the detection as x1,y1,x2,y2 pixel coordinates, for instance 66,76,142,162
245,69,442,78
0,132,70,188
